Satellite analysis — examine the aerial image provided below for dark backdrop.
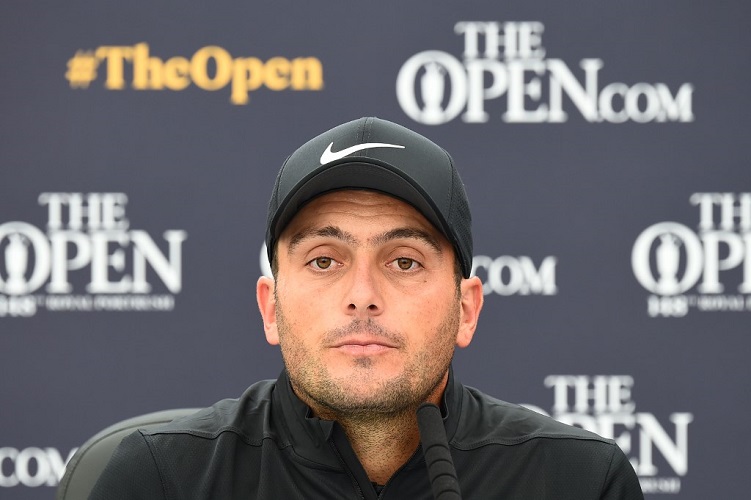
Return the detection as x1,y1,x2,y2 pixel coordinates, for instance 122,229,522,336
1,1,748,498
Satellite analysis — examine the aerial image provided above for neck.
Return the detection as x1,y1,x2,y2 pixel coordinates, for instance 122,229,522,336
299,376,449,485
336,409,421,485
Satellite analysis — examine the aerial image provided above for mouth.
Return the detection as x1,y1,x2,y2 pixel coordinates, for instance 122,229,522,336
329,336,398,355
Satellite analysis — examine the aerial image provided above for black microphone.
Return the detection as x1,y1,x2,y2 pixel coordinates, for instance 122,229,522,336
416,403,462,500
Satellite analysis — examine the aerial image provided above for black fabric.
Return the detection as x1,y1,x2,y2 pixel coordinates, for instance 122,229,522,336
89,369,644,499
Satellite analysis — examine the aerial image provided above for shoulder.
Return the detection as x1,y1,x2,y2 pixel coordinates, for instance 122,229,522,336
91,380,283,499
453,384,614,449
449,386,644,499
142,378,278,445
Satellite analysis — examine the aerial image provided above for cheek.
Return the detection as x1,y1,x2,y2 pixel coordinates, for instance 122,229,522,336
276,286,333,340
278,279,316,310
392,289,455,327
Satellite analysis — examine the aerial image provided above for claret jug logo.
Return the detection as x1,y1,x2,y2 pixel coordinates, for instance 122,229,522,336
632,193,751,317
0,193,187,317
66,43,323,105
523,376,693,494
397,21,694,125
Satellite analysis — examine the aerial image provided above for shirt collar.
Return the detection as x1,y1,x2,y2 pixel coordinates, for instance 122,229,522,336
272,366,463,466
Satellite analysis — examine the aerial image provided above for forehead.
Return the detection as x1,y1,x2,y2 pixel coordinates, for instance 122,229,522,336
280,190,442,241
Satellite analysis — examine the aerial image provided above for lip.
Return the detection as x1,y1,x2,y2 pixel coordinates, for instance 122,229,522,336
329,336,398,355
332,344,396,355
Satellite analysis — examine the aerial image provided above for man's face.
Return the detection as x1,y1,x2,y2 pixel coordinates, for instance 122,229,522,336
257,190,481,418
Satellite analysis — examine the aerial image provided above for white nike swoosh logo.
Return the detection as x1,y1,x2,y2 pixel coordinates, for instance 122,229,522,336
319,142,405,165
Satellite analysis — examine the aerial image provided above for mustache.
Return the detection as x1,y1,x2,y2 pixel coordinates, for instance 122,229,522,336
322,319,405,347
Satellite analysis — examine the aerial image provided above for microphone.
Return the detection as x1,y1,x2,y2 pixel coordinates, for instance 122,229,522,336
416,403,462,500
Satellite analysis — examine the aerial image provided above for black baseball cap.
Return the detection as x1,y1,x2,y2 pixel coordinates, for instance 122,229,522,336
265,117,473,277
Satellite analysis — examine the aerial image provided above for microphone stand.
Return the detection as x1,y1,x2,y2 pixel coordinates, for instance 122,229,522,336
416,403,462,500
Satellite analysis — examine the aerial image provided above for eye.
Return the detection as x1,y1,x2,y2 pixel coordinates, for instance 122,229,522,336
309,257,334,270
393,257,419,271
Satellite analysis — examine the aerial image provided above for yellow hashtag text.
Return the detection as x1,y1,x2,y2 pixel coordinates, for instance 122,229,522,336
65,51,101,88
66,43,324,104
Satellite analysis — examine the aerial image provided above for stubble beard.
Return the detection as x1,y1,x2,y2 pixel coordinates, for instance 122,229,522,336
276,301,460,422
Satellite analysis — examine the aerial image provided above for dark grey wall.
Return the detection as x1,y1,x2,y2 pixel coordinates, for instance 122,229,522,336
1,1,748,498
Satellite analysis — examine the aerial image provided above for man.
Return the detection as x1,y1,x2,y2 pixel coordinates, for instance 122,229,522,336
90,117,643,499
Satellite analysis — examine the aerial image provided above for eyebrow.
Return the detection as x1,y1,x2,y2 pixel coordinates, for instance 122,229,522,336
370,227,442,253
287,226,356,255
287,225,443,255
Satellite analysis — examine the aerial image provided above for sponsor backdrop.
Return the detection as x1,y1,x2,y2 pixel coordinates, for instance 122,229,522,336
0,1,748,498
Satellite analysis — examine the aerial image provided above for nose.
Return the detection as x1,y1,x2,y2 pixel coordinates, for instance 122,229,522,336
345,258,383,317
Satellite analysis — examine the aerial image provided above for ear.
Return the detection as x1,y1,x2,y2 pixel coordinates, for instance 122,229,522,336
256,276,279,345
456,276,483,348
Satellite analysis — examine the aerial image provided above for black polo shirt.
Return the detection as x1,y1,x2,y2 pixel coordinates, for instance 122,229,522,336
90,369,643,499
